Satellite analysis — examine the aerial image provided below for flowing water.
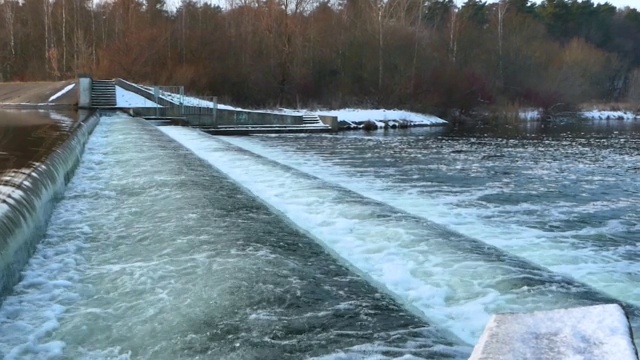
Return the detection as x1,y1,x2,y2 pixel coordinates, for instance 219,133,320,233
0,115,468,359
160,122,640,345
210,121,640,310
1,114,639,359
0,110,95,296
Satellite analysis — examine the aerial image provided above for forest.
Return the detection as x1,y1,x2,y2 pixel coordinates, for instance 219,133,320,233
1,0,639,116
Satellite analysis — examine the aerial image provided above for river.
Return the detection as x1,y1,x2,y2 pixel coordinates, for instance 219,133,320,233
0,113,638,359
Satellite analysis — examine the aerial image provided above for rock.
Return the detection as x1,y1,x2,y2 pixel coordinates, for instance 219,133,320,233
362,120,378,131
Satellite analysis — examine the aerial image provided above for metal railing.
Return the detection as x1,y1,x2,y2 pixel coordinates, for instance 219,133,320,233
151,86,184,117
142,85,217,126
184,96,218,127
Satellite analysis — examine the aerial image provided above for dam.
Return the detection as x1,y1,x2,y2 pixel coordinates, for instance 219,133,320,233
0,80,638,359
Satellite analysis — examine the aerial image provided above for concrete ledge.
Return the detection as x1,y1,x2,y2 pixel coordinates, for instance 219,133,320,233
78,75,92,108
0,110,99,299
204,126,332,135
319,115,339,132
117,78,322,129
470,304,638,360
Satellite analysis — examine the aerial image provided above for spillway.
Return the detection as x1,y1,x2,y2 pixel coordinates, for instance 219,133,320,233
2,113,637,359
160,127,640,347
0,114,468,359
0,110,98,298
214,132,640,311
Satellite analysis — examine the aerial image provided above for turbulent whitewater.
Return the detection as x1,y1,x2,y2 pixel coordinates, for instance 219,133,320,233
161,126,640,347
0,115,468,359
212,127,640,309
1,113,638,359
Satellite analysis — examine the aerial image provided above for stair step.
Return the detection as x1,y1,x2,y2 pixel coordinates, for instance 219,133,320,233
90,79,117,107
302,114,324,126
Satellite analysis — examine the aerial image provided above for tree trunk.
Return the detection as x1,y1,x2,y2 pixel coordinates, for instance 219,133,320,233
63,0,66,73
378,5,383,93
449,8,457,63
411,0,424,95
44,0,50,76
497,1,508,88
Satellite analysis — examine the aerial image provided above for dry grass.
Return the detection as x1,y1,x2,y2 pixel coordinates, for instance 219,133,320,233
486,103,535,123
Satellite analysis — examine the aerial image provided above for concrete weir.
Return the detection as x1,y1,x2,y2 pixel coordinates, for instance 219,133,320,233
0,79,637,358
470,304,639,360
83,76,338,133
0,111,99,299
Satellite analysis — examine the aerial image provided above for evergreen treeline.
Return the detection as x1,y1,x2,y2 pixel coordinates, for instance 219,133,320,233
1,0,639,114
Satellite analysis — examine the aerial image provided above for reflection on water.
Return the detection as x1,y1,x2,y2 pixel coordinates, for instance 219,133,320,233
445,118,640,139
0,110,77,187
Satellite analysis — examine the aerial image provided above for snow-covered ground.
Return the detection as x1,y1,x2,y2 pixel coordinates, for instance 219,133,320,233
124,83,447,127
278,108,447,128
519,108,640,121
519,109,542,121
115,86,159,108
115,80,640,125
160,92,447,127
580,110,639,120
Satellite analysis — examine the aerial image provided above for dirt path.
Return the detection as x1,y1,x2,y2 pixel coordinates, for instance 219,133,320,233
0,80,77,104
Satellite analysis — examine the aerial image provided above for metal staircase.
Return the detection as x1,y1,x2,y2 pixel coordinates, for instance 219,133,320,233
91,80,117,108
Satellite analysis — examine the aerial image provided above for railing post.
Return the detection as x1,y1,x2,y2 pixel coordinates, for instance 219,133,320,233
153,86,160,117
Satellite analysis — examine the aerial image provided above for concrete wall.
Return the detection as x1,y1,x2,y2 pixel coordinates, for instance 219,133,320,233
130,106,305,127
115,78,179,110
119,78,306,127
0,110,99,298
319,115,339,132
214,109,303,126
78,75,92,109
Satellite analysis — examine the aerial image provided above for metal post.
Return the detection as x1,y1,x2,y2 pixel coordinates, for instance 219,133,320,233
180,86,185,117
153,86,159,117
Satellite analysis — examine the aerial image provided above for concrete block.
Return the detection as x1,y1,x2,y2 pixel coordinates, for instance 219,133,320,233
78,75,92,108
319,115,339,132
470,304,638,360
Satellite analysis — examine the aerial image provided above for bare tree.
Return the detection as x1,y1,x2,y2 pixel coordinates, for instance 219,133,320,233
62,0,66,72
448,5,458,63
497,0,508,87
1,0,17,76
411,0,424,92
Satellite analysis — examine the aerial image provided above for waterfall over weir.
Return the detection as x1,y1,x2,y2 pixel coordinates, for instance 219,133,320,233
0,110,99,299
1,111,636,359
161,126,640,347
0,114,469,359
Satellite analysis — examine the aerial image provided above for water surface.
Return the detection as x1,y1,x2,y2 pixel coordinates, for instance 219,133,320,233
0,115,467,359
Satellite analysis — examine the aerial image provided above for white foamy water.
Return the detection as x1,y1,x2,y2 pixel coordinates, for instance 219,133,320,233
217,134,640,307
1,115,467,359
160,127,622,346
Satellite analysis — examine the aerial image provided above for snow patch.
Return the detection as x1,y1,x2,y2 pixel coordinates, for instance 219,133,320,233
125,80,445,127
581,110,638,120
519,109,542,121
115,86,159,108
47,83,76,102
276,108,446,127
316,108,446,126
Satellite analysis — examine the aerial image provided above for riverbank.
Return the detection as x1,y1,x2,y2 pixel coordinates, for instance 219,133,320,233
0,81,77,109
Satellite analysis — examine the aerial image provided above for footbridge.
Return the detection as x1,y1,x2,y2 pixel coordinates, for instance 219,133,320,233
78,75,337,134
